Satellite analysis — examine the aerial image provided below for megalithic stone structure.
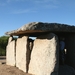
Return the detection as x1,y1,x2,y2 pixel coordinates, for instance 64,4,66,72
5,22,75,75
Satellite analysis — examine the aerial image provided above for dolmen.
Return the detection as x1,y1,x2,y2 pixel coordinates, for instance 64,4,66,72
5,22,75,75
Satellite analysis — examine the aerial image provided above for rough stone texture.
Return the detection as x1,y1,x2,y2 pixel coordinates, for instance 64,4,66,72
8,36,13,43
6,40,16,66
59,65,75,75
65,34,75,69
16,36,29,72
5,22,75,36
28,33,59,75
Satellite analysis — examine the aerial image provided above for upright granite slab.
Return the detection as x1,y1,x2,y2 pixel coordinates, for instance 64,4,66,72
28,33,59,75
6,37,16,66
16,36,28,72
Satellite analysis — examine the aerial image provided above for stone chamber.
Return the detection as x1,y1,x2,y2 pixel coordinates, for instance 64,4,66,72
5,22,75,75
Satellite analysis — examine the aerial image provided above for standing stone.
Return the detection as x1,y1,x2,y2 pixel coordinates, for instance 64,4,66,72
28,33,59,75
8,36,13,43
16,36,28,72
6,39,16,66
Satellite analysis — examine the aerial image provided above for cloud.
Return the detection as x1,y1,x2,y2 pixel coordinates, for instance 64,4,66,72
0,0,59,9
6,0,11,3
1,0,25,4
34,0,52,3
43,4,58,9
6,0,25,3
10,0,59,14
0,0,26,6
12,9,37,14
0,0,59,14
15,0,25,1
34,0,59,4
33,0,59,9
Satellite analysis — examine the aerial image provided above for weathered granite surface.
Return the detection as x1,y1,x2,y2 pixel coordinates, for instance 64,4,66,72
16,36,28,72
6,38,16,66
5,22,75,36
28,33,59,75
8,36,13,43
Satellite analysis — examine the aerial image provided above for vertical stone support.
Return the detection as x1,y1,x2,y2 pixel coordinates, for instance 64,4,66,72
6,36,16,66
8,36,13,43
16,36,28,72
28,33,59,75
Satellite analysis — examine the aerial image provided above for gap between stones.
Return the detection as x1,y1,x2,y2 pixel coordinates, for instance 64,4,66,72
26,38,34,73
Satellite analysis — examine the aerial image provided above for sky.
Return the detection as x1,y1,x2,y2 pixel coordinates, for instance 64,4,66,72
0,0,75,36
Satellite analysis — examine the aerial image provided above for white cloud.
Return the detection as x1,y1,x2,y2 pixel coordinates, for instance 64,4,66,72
34,0,59,4
34,0,52,3
12,9,37,14
6,0,25,3
11,0,59,14
0,0,25,6
0,0,59,14
6,0,11,3
33,0,59,9
43,4,58,9
15,0,25,1
0,0,59,9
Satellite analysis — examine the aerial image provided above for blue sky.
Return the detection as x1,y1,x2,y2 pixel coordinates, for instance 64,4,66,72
0,0,75,36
